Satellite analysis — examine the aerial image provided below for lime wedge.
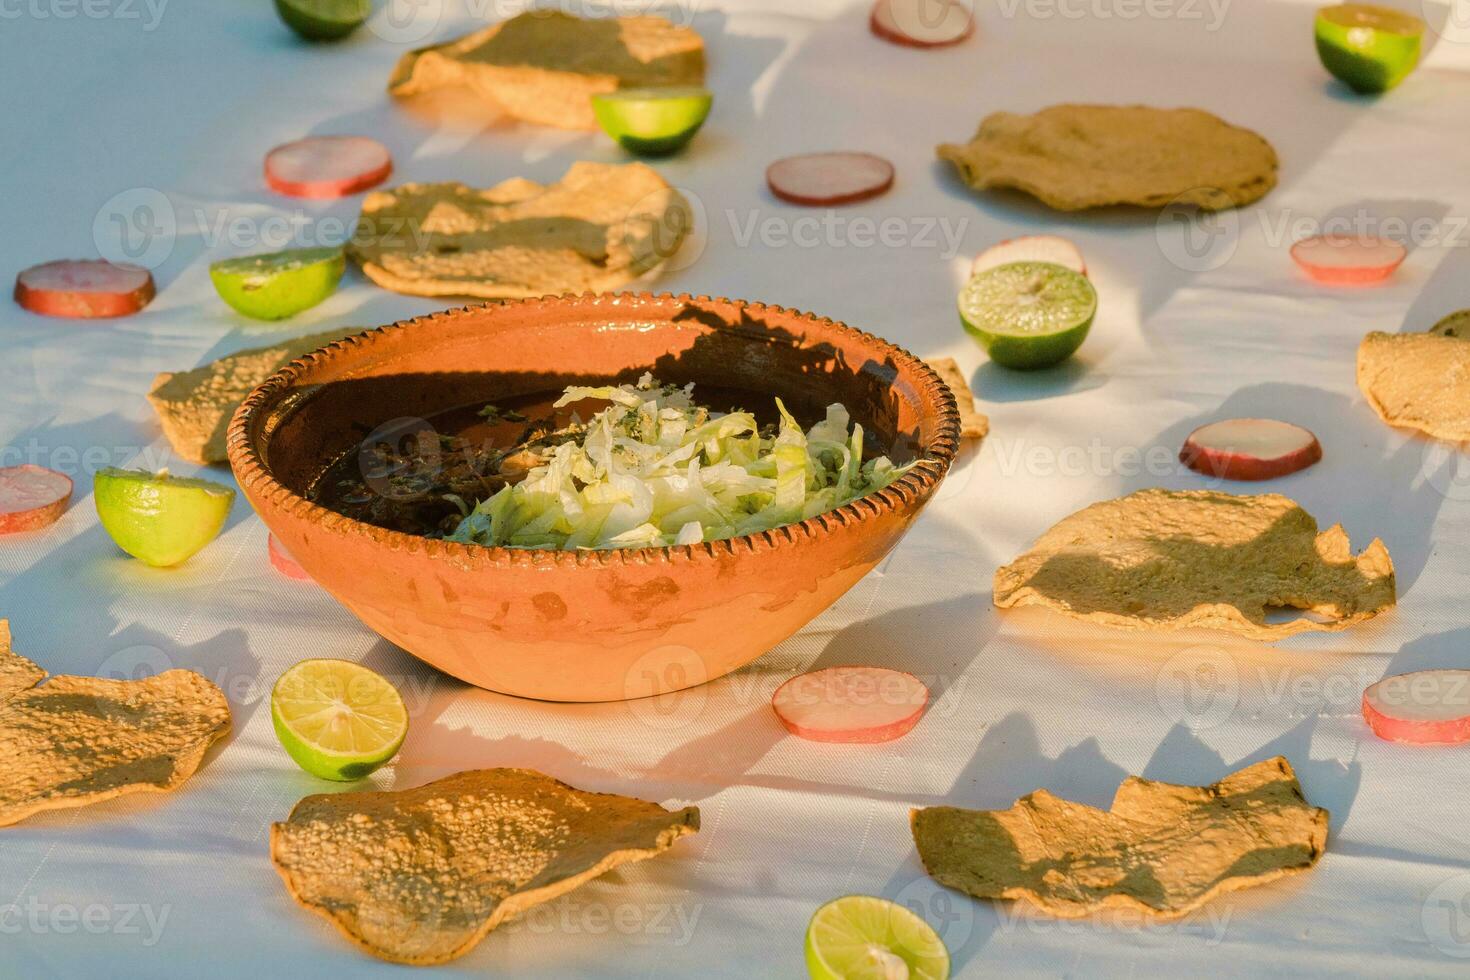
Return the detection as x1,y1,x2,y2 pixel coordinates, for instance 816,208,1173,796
959,261,1097,370
94,468,235,567
805,896,950,980
271,659,408,781
1315,3,1424,94
591,86,713,156
209,246,345,321
1430,310,1470,339
275,0,370,41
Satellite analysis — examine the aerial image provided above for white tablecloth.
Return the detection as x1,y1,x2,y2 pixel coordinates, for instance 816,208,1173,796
4,0,1470,975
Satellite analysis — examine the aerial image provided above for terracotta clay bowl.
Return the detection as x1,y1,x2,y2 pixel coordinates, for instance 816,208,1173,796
228,293,960,701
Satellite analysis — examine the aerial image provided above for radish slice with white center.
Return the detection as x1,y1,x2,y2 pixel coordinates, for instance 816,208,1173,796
971,235,1087,277
870,0,974,48
771,666,928,743
1290,234,1407,285
0,465,73,535
766,152,895,207
1180,418,1322,481
265,136,393,199
268,534,313,581
1363,669,1470,744
14,260,155,319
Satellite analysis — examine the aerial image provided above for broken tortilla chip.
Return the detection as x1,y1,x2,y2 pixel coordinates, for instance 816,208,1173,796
388,11,705,131
148,327,361,465
1357,330,1470,442
348,162,691,300
270,768,699,965
912,756,1328,920
993,489,1395,639
937,105,1277,212
928,357,988,440
0,620,231,828
0,621,44,702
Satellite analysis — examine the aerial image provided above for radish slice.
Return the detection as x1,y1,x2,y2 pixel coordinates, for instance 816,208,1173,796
1363,669,1470,744
0,465,73,535
767,152,895,207
771,666,928,743
1290,234,1407,285
14,260,155,319
265,136,393,199
268,534,313,581
870,0,974,48
971,235,1087,277
1180,418,1321,481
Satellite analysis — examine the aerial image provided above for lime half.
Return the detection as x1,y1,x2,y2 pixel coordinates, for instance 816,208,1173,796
1315,3,1424,94
591,86,713,156
271,659,408,781
805,896,950,980
275,0,370,41
959,260,1097,370
209,246,345,321
94,468,235,567
1430,309,1470,339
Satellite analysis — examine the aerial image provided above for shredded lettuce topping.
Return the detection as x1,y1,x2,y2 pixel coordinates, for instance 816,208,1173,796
448,375,913,550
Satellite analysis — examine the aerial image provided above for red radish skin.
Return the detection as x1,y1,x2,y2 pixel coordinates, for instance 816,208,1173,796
972,235,1087,277
1290,235,1407,285
265,136,393,199
0,465,73,535
268,534,313,581
14,260,155,319
771,666,928,743
1362,670,1470,744
766,153,895,207
870,0,974,48
1180,418,1322,481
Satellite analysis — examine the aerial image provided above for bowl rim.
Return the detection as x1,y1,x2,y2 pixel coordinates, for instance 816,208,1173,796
227,291,962,568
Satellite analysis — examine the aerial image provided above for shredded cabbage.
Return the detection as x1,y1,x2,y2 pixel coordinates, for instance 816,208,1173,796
449,374,914,550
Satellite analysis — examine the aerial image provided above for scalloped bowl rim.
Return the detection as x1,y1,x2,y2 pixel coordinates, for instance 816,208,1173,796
226,291,962,569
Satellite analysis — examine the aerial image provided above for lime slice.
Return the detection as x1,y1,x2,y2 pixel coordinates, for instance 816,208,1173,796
209,246,345,321
958,261,1097,370
805,896,950,980
271,659,408,781
1315,3,1424,94
591,86,713,156
94,468,235,567
275,0,370,41
1430,310,1470,339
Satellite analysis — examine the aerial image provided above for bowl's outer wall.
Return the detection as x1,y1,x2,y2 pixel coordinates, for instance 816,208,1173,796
231,294,959,701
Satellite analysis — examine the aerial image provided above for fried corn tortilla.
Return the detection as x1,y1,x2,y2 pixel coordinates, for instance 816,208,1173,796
349,162,691,299
928,357,989,440
938,105,1278,211
388,11,705,131
1357,330,1470,442
912,756,1328,920
993,489,1395,639
271,768,700,965
148,327,360,465
0,620,231,827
